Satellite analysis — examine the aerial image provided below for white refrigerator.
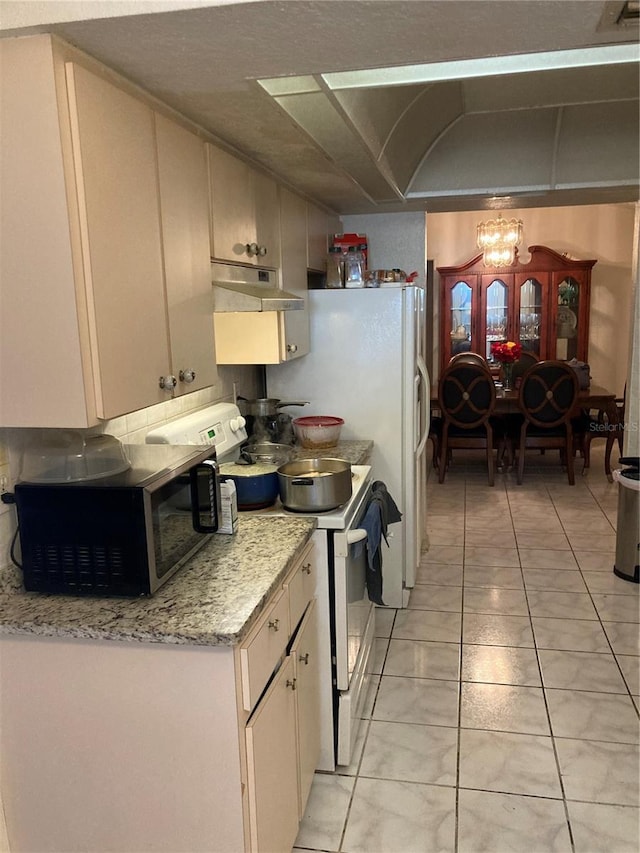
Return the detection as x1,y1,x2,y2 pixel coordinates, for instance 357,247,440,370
267,285,430,608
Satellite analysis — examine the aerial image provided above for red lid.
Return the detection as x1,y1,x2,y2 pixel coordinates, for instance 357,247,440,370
293,416,344,427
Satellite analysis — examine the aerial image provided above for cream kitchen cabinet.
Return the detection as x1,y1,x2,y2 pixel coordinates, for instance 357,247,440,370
155,114,218,396
1,538,321,853
0,36,216,427
213,187,310,364
207,144,281,266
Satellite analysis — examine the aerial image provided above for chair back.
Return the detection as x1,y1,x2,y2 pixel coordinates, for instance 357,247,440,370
511,349,539,382
518,360,578,428
439,363,496,430
449,352,489,370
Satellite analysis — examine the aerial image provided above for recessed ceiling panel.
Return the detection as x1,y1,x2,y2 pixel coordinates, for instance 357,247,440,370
556,100,640,186
409,110,559,195
464,64,639,113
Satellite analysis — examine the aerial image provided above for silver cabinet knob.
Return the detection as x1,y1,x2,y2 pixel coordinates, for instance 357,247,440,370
268,618,280,632
246,242,259,257
159,375,177,391
287,343,298,353
257,245,267,257
302,563,312,574
179,369,196,384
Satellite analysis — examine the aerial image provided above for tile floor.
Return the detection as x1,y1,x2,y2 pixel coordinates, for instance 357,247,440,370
294,445,639,853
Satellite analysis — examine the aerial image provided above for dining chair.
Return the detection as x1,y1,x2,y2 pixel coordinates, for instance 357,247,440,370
449,352,490,369
579,385,627,477
509,349,539,385
515,360,579,485
437,362,498,485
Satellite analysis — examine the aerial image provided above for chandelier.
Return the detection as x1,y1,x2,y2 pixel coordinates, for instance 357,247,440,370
476,214,523,267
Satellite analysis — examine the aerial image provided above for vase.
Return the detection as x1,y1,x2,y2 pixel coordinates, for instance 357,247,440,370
502,362,514,391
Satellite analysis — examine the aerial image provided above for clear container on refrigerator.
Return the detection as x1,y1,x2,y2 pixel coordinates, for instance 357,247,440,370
344,246,365,288
325,246,344,288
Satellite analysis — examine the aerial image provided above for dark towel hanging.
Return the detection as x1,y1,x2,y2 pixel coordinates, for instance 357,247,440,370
359,481,402,606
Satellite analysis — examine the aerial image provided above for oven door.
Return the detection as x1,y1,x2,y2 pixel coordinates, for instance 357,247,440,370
332,495,376,765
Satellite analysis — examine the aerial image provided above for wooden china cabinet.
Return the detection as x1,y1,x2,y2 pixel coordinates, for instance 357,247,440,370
437,245,596,376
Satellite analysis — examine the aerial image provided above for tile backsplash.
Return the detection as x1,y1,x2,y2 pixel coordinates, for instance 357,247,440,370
0,365,260,570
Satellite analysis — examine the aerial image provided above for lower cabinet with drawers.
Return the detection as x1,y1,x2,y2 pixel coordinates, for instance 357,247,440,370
0,542,321,853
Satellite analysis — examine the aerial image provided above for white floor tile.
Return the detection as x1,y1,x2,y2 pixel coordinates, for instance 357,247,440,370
296,450,638,853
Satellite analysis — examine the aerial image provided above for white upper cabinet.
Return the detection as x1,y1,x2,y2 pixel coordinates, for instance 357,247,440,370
155,114,218,395
0,36,217,427
207,144,280,266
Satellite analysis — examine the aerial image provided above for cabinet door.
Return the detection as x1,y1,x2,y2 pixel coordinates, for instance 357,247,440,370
441,275,478,370
291,599,321,818
254,170,281,267
515,273,550,359
208,146,280,266
551,270,590,362
207,145,257,263
245,655,299,853
155,115,218,395
279,189,310,360
66,62,170,418
307,202,329,270
480,274,514,363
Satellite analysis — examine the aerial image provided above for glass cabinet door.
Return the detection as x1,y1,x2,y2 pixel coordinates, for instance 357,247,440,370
485,278,508,362
449,280,473,356
555,275,580,360
519,277,543,357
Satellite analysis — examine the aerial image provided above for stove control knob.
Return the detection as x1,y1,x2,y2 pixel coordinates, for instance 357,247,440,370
230,416,246,432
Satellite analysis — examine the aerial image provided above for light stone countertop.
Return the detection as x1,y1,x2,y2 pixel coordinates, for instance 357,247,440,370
289,439,372,465
0,516,316,648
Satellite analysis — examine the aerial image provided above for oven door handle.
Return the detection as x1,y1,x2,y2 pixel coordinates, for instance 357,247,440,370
346,529,367,545
335,527,367,557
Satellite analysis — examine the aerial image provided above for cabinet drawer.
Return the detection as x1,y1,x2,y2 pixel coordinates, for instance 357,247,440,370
284,545,315,634
240,589,290,712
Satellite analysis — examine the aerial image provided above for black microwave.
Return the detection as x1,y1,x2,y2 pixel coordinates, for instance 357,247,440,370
12,444,221,597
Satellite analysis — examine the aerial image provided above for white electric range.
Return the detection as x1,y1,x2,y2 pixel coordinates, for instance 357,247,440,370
146,402,375,769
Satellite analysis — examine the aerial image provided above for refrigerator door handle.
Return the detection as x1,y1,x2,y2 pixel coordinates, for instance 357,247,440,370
416,354,430,457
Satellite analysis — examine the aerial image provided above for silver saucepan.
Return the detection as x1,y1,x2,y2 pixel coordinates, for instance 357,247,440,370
237,397,309,417
277,458,352,512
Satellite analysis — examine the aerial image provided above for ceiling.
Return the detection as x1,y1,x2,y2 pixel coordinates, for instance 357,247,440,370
2,0,639,214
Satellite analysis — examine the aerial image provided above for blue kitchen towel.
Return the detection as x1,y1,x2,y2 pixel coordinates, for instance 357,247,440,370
356,481,402,607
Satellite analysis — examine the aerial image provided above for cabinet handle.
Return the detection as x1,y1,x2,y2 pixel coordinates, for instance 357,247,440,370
257,245,268,257
268,618,280,632
287,343,298,354
246,242,259,257
302,563,312,574
179,368,196,384
298,653,309,665
286,678,297,690
158,375,177,391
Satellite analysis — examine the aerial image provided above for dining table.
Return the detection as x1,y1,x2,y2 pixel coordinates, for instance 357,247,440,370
430,382,620,480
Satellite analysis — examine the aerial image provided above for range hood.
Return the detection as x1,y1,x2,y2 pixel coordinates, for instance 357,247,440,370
212,262,304,312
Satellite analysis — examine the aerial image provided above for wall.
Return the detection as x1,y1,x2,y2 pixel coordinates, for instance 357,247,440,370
426,203,637,392
0,365,259,571
341,212,427,289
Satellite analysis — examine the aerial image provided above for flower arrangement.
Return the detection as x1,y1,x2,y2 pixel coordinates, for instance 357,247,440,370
490,341,522,364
